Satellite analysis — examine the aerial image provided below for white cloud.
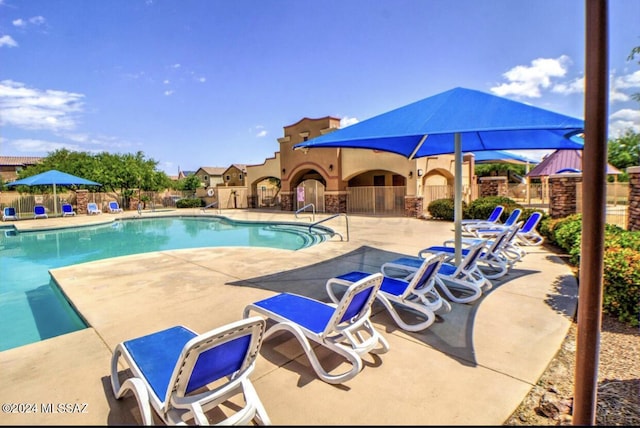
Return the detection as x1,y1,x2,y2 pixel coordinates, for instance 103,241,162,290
0,80,84,131
0,35,17,47
163,79,170,84
256,130,267,137
608,108,640,137
13,15,45,27
340,116,359,128
10,138,83,153
198,77,206,83
164,90,174,96
552,76,584,95
491,55,571,98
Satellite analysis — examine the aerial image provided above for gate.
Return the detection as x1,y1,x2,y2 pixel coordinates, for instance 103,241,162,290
296,179,325,212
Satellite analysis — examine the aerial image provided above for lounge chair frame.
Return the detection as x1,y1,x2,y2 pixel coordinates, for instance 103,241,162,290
33,205,48,219
244,272,389,384
87,202,102,215
108,201,124,213
326,253,450,332
61,203,76,217
381,240,490,304
2,207,18,221
111,316,270,425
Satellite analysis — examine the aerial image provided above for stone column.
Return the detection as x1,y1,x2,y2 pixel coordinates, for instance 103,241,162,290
479,176,508,197
280,191,294,211
75,189,89,214
627,166,640,231
324,191,347,214
404,196,423,218
549,173,582,218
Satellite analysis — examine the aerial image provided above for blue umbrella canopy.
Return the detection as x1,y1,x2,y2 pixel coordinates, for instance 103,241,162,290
294,87,585,262
294,87,584,157
7,169,101,215
7,169,101,187
468,150,539,165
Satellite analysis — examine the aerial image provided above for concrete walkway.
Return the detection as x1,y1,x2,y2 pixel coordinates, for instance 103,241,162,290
0,209,578,425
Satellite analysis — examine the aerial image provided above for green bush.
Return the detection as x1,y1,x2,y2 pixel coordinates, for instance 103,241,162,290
176,198,204,208
464,196,521,222
545,213,639,327
427,198,464,220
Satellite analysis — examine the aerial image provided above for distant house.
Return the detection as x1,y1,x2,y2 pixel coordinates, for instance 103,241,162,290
221,164,247,187
194,166,227,188
0,156,43,183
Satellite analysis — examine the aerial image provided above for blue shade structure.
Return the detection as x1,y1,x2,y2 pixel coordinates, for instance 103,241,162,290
294,87,584,262
7,169,102,216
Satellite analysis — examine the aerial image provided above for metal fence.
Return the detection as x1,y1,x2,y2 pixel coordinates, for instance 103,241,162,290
577,182,630,229
347,186,406,216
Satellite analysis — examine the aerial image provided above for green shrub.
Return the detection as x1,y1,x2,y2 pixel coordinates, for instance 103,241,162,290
603,246,640,327
427,198,464,221
544,213,640,327
176,198,204,208
464,196,521,222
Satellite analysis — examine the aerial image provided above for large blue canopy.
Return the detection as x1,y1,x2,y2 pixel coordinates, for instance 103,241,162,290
294,87,584,157
7,169,101,187
7,169,101,215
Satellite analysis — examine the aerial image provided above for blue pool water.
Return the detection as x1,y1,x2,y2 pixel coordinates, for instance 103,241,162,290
0,216,329,351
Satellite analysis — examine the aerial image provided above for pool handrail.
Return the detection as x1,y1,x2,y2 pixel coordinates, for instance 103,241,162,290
309,213,349,242
295,203,315,222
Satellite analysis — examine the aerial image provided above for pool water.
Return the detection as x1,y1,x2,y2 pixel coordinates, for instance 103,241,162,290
0,216,329,351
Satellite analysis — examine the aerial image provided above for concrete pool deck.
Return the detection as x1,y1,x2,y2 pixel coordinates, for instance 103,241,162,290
0,208,578,425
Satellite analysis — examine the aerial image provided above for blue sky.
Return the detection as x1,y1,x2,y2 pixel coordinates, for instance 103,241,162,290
1,0,638,175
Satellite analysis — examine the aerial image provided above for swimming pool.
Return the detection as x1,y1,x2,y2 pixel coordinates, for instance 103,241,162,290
0,216,331,352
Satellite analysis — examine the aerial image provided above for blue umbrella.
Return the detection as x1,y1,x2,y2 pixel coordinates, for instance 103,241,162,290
468,150,539,165
7,169,102,215
294,87,585,262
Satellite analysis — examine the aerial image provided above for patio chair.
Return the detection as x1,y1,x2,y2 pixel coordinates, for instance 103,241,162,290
87,202,102,215
381,239,490,304
461,205,504,233
325,253,451,332
474,211,544,250
422,222,523,280
2,207,18,221
464,208,522,235
110,316,271,426
243,272,389,384
61,203,76,217
108,201,123,213
33,205,48,219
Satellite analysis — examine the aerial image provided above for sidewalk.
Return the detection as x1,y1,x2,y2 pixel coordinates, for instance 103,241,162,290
0,210,578,425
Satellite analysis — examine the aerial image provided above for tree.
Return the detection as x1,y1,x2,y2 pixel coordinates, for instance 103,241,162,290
608,129,640,182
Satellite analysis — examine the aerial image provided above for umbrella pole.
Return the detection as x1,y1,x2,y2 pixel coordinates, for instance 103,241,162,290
454,133,462,265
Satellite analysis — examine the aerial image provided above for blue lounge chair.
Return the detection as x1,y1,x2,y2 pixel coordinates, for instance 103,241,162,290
422,222,523,280
2,207,18,221
461,205,504,233
87,202,102,215
326,253,451,332
33,205,48,219
244,272,389,384
61,203,76,217
108,201,123,213
381,239,490,304
111,317,271,425
465,208,522,234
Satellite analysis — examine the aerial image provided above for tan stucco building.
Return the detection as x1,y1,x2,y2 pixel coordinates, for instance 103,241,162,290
245,116,475,217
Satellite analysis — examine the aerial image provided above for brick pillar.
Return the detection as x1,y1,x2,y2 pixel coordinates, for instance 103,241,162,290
404,196,423,218
627,166,640,231
76,189,89,214
479,176,508,197
324,191,347,214
549,173,582,218
280,191,293,211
